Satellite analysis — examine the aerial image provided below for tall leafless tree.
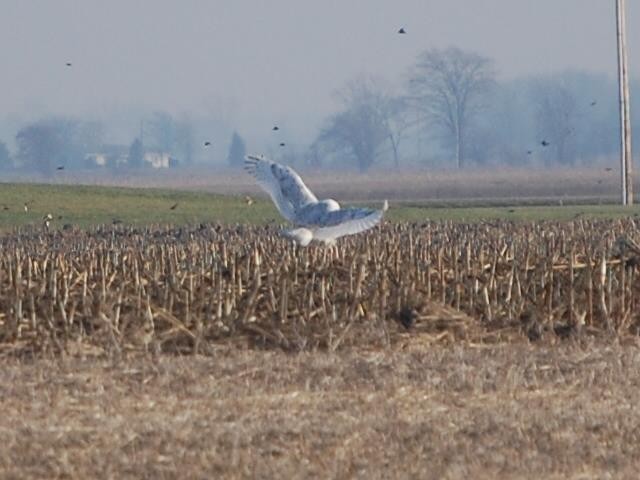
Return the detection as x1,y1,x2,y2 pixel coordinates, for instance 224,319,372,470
317,76,406,171
531,78,578,165
408,47,495,168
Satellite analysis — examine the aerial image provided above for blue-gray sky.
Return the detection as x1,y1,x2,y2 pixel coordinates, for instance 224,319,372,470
1,0,638,147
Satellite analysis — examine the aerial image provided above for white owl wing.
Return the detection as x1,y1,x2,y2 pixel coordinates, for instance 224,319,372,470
245,155,318,223
312,201,388,242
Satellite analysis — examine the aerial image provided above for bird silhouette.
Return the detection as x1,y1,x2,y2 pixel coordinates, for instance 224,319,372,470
541,140,550,147
398,28,407,34
279,142,286,147
204,141,211,147
272,126,279,131
66,62,72,67
526,150,533,155
56,166,64,170
605,167,613,172
590,100,597,106
170,203,179,210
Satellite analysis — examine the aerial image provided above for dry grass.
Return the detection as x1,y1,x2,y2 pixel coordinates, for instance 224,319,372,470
1,219,640,356
2,219,640,478
1,342,640,479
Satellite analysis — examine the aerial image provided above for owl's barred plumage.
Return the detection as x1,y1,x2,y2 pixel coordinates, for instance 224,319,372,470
245,155,388,245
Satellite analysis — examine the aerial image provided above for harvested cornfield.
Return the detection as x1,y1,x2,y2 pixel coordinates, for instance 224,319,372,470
1,218,639,356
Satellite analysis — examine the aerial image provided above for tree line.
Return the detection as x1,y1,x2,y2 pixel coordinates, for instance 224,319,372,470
314,47,639,171
0,46,637,174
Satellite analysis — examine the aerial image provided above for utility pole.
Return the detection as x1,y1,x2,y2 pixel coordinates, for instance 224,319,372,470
616,0,633,205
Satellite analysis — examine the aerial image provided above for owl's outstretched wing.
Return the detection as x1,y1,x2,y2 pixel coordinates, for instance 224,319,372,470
245,155,317,222
312,201,388,242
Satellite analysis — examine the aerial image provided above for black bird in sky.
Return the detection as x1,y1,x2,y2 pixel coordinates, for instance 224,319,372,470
65,62,72,67
56,166,64,170
590,100,597,106
398,28,407,34
170,203,179,210
204,141,211,147
279,142,285,147
605,167,613,172
541,140,550,147
272,126,279,131
526,150,533,155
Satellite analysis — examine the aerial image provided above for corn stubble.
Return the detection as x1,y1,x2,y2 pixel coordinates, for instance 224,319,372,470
0,218,639,357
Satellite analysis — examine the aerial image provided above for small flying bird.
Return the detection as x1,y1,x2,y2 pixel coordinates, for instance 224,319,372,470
65,62,72,67
279,142,286,147
526,150,533,155
272,126,279,131
204,141,211,147
590,100,597,107
56,165,64,170
398,28,407,34
605,167,613,172
170,203,179,210
541,140,550,147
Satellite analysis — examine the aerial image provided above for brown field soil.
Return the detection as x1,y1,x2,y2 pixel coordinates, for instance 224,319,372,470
1,340,639,479
8,165,638,203
2,210,640,478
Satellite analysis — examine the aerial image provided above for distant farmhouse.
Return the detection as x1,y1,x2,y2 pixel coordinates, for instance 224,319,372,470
143,151,172,169
85,145,129,168
85,146,177,169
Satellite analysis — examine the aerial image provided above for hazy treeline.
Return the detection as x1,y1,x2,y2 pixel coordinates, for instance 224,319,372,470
0,46,638,175
314,47,640,171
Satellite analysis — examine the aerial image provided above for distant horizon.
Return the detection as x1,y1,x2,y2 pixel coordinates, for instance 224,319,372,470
1,0,638,152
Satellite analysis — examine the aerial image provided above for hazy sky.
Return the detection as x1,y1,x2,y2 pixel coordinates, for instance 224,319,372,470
1,0,638,146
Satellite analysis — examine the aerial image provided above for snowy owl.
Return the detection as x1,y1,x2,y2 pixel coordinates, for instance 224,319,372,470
245,155,388,246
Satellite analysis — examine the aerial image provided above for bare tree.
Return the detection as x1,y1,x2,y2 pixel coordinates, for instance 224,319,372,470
531,78,578,165
317,76,406,171
382,96,412,168
408,47,495,168
175,116,195,166
147,111,175,152
15,117,103,174
16,123,59,175
227,131,246,168
147,111,196,166
128,137,144,169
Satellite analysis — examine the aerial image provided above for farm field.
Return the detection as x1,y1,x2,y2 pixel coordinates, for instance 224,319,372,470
1,343,640,479
1,181,640,478
2,182,640,230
